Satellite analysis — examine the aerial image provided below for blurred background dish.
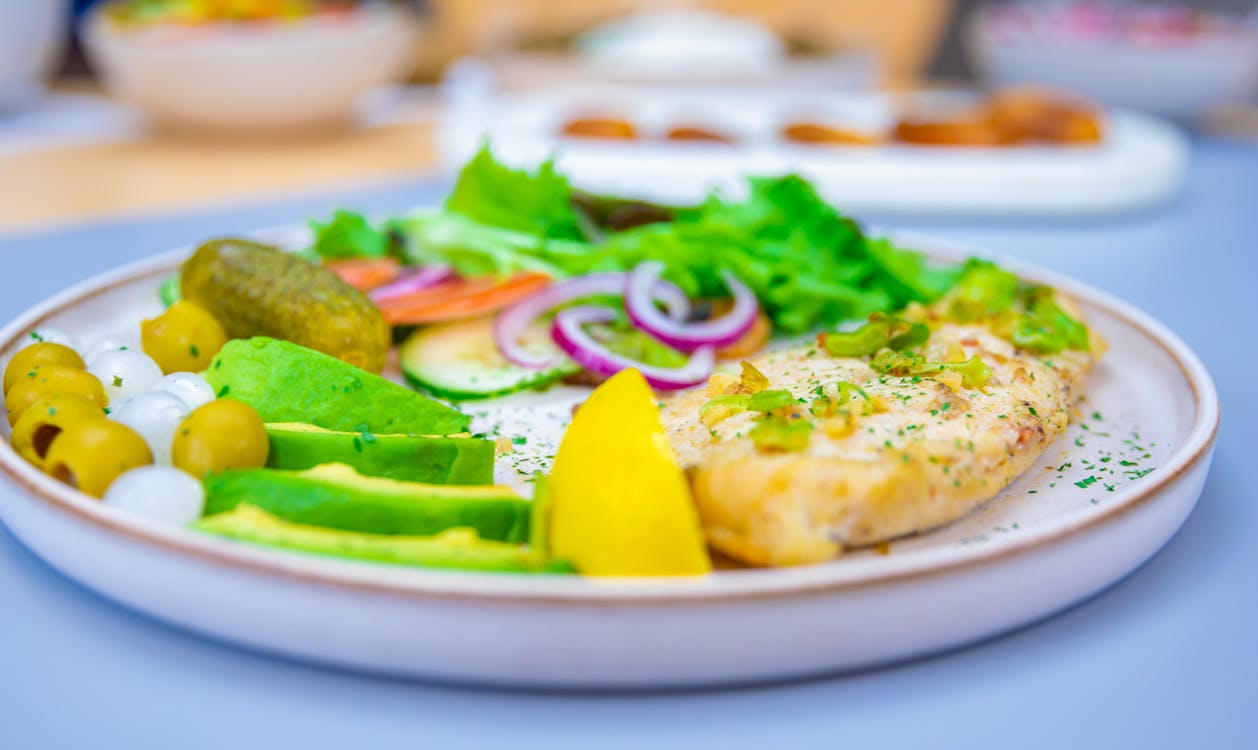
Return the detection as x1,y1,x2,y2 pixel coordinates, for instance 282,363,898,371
967,0,1258,121
4,0,1258,232
463,8,878,92
0,1,71,112
82,0,418,134
439,85,1187,215
423,0,953,90
891,86,1104,146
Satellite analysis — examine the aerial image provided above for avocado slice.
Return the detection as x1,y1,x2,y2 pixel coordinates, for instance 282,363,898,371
203,463,529,542
265,422,494,485
204,337,468,435
196,504,573,573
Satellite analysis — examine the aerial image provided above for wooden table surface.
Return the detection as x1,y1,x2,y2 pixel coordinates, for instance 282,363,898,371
0,118,439,233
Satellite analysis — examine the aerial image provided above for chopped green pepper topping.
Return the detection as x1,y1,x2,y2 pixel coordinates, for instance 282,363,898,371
1002,289,1091,354
822,314,929,357
947,263,1020,321
699,394,750,424
812,381,877,417
941,267,1090,355
870,349,992,390
739,361,770,394
834,381,876,415
749,416,814,452
809,398,836,417
747,389,793,413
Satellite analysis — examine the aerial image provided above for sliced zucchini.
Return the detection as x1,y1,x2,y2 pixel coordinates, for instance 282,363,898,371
400,316,579,401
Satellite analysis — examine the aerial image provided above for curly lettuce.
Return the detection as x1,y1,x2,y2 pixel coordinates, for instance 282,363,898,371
325,146,972,334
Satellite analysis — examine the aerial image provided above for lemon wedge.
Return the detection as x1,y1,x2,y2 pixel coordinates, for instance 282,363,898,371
549,369,711,576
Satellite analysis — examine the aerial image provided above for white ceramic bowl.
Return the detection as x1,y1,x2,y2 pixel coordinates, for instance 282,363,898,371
0,231,1219,689
0,0,69,112
82,3,417,134
966,9,1258,121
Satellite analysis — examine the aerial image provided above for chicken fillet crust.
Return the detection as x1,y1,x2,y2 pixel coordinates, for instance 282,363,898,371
660,321,1099,566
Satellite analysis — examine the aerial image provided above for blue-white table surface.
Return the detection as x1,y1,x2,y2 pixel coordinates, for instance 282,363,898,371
0,141,1254,749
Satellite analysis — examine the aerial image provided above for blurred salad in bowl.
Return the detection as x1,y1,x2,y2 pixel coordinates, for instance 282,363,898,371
85,0,417,134
102,0,353,25
968,0,1258,120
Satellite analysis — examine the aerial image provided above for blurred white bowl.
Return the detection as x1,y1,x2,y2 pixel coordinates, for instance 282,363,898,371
967,7,1258,121
83,3,417,134
0,0,69,112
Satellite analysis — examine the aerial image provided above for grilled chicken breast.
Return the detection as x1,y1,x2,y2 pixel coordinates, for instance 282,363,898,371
660,298,1102,566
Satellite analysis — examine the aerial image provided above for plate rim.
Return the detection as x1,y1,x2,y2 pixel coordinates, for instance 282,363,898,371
0,230,1220,605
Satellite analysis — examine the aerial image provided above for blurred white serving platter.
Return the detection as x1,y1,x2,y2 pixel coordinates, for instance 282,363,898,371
439,87,1189,216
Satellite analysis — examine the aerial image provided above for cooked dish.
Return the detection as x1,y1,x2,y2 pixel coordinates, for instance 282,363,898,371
559,117,638,140
781,122,880,146
103,0,355,26
662,285,1102,565
894,88,1103,147
560,88,1103,148
665,126,736,143
2,149,1122,577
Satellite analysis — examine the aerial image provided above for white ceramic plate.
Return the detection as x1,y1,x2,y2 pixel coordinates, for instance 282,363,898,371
0,232,1218,689
439,87,1189,216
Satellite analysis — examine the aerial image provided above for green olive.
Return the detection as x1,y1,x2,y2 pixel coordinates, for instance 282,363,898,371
10,393,108,470
141,300,228,374
171,399,268,478
44,420,153,498
5,365,108,427
4,343,85,395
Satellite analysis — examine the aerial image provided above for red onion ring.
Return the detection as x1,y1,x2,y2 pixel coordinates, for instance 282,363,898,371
552,306,715,391
368,265,454,303
625,260,758,352
493,272,689,369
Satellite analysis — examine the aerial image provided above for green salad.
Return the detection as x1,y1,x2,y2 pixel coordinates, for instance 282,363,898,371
312,146,967,335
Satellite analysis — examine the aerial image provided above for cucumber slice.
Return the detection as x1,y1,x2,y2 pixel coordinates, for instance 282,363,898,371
400,317,579,401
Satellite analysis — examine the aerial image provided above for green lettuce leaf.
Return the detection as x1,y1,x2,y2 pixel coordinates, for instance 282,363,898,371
445,147,588,241
392,212,593,279
309,210,389,260
384,148,972,333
